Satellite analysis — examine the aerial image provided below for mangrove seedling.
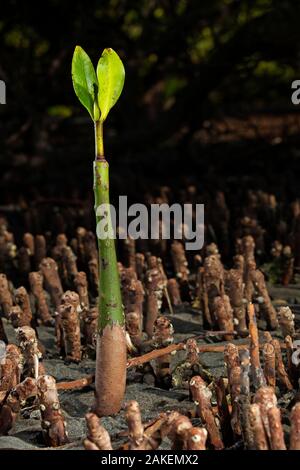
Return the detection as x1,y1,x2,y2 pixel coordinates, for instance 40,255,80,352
72,46,126,415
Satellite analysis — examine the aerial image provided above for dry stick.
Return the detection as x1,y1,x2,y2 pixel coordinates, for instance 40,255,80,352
37,375,69,447
248,302,266,390
271,338,293,390
0,377,37,436
56,374,94,391
263,342,276,389
267,407,286,450
61,340,243,391
189,376,224,450
84,412,113,450
290,403,300,450
249,404,269,450
29,272,53,326
127,336,283,369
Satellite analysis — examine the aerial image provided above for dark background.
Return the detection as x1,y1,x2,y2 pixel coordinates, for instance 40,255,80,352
1,0,300,233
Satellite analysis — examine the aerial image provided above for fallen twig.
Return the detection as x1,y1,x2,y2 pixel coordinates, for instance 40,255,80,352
127,335,286,369
56,374,94,390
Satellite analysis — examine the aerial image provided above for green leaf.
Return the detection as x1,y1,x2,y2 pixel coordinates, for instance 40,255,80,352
96,48,125,122
72,46,98,119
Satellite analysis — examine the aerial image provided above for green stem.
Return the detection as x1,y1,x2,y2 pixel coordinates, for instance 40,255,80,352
94,120,104,158
93,133,124,332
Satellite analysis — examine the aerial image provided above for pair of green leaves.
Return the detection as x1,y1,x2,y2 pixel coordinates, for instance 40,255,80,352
72,46,125,122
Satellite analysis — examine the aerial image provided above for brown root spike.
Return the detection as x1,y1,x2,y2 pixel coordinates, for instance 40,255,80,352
58,290,81,362
152,316,174,388
16,325,44,378
0,377,37,436
189,375,224,449
39,257,63,309
84,412,113,450
0,274,13,317
213,295,235,341
144,260,166,337
290,403,300,450
29,272,53,326
249,404,269,450
263,342,276,389
248,303,266,389
37,374,69,447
